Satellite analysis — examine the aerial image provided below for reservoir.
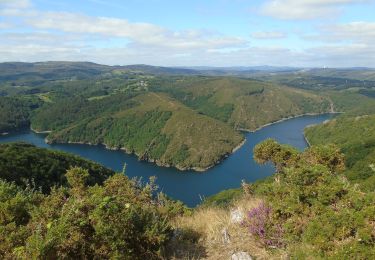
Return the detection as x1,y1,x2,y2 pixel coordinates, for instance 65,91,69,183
0,114,333,207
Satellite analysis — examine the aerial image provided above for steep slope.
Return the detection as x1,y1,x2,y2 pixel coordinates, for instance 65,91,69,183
0,97,40,133
154,77,332,130
31,92,244,171
324,90,375,114
0,142,114,193
305,114,375,191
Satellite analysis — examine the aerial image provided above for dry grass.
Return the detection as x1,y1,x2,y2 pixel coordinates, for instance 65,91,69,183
166,196,287,260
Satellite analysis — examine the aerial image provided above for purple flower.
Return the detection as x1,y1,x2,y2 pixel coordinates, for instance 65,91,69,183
244,201,284,248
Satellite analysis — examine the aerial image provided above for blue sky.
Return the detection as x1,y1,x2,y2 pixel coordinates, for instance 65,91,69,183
0,0,374,67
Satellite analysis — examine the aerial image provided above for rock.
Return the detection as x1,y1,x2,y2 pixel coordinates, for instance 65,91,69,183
230,208,244,223
221,227,231,244
231,251,252,260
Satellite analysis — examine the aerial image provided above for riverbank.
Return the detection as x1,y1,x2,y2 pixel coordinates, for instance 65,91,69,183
304,134,311,147
186,137,247,172
45,137,247,172
236,112,342,133
30,127,52,134
0,114,332,207
27,113,334,173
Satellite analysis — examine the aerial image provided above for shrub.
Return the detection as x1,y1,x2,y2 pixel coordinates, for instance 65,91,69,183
0,168,176,259
252,139,375,258
243,201,284,248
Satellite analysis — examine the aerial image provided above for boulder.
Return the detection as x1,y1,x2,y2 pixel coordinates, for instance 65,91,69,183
231,251,252,260
230,208,244,223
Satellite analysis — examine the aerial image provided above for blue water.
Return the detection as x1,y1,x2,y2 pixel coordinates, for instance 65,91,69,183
0,114,333,207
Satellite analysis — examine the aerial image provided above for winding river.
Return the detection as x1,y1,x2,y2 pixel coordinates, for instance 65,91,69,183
0,114,333,207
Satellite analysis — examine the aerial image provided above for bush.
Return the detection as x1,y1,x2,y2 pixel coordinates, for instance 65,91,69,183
243,201,284,248
0,168,177,259
252,139,375,258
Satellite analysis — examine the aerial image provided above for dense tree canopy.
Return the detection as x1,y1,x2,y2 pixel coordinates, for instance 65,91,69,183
0,142,114,193
0,97,40,133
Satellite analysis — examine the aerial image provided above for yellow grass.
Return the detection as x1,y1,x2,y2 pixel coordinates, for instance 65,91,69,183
167,196,287,259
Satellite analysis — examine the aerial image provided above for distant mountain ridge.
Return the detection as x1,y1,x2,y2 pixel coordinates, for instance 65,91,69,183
1,62,375,83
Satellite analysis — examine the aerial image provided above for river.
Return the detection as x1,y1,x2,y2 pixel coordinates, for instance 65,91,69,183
0,114,333,207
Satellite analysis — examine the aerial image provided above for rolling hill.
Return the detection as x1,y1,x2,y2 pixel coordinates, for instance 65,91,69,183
151,77,333,130
2,62,372,171
31,92,244,171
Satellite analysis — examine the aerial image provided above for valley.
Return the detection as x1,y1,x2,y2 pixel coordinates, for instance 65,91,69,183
0,114,333,207
2,62,369,170
1,62,375,259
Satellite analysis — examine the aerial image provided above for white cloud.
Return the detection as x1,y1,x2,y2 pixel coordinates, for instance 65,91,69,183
251,31,287,39
0,0,374,67
1,38,374,67
0,0,35,17
322,22,375,43
1,32,85,45
1,9,245,51
0,0,246,49
261,0,368,20
0,0,31,8
0,22,12,29
0,1,247,65
307,43,375,67
302,21,375,45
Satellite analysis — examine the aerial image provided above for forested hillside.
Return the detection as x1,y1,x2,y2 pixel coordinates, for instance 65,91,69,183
32,92,244,170
0,142,114,193
151,77,331,130
305,114,375,191
0,97,41,133
1,62,375,170
0,62,111,84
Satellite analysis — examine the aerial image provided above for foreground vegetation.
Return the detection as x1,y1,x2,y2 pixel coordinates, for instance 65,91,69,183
0,168,183,259
305,114,375,192
0,142,114,193
175,140,375,259
0,141,374,259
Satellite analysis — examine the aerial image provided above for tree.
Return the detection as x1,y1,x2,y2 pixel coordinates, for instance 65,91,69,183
253,138,299,172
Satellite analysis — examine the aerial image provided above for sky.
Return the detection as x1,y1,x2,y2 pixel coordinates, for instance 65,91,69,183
0,0,374,67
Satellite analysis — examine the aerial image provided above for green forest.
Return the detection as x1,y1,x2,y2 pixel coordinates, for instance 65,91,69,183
0,142,114,193
3,62,366,170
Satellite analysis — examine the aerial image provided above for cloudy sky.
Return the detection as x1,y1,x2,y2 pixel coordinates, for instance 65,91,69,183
0,0,374,67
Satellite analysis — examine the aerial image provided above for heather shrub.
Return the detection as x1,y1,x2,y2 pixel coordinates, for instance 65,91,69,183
243,201,284,248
